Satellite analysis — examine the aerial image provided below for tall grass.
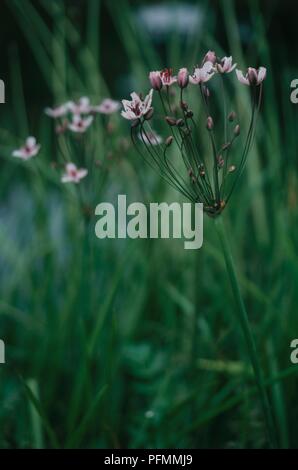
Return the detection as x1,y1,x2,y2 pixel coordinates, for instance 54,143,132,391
0,0,297,449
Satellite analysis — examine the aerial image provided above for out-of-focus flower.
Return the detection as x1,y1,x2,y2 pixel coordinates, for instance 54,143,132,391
149,71,163,91
203,50,217,65
44,104,68,118
206,116,214,130
12,136,41,160
177,68,189,89
160,68,177,86
121,90,153,120
61,163,88,183
189,61,214,84
68,97,91,114
138,130,162,145
68,114,94,133
236,67,267,86
217,56,237,74
92,98,121,115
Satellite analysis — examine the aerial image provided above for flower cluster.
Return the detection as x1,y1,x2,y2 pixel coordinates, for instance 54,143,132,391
121,51,266,216
12,96,121,186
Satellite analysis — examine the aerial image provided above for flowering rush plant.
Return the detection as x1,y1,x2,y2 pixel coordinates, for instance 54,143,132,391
12,96,121,188
121,51,266,216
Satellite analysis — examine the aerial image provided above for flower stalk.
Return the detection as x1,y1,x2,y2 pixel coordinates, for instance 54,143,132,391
215,215,278,448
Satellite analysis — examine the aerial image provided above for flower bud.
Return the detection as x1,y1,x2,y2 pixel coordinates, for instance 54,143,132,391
228,111,236,122
176,118,184,127
217,155,224,168
203,50,217,65
149,71,162,91
203,86,210,98
222,142,231,151
180,100,188,111
165,136,174,146
206,116,214,131
165,116,177,126
228,165,236,173
177,68,189,89
234,124,240,136
186,110,193,118
144,107,154,120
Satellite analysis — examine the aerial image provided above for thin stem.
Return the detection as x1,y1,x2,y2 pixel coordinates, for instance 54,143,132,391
215,216,278,449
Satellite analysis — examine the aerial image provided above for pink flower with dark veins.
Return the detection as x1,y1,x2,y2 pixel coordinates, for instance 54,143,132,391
68,114,94,133
67,97,91,114
92,98,121,115
121,90,153,121
236,67,267,86
149,71,163,91
61,163,88,184
12,137,41,160
217,56,237,74
45,104,68,118
189,61,215,85
160,68,177,86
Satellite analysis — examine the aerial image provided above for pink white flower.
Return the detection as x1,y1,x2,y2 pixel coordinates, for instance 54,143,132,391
121,90,153,120
177,68,189,89
217,56,237,74
236,66,267,86
67,97,91,114
138,131,162,145
203,50,217,65
12,136,41,160
160,68,177,86
149,71,163,91
61,163,88,184
68,114,94,133
189,61,215,85
92,98,121,114
44,104,68,118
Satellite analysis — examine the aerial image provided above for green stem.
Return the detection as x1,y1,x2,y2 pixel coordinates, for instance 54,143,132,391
215,216,278,448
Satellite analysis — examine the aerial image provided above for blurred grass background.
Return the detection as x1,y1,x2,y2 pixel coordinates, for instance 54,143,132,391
0,0,298,449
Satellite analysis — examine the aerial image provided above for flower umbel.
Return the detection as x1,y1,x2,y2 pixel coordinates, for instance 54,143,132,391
122,52,266,216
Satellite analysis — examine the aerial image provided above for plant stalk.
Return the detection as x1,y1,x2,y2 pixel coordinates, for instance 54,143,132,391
215,215,277,448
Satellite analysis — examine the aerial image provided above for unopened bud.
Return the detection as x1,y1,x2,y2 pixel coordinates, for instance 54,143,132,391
234,124,240,136
222,142,231,151
177,68,189,89
180,100,188,111
176,118,184,127
228,165,236,173
186,110,193,118
203,86,210,98
217,155,224,168
149,71,162,91
144,107,154,120
206,116,214,130
199,165,205,177
165,116,177,126
228,111,236,122
165,136,174,146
